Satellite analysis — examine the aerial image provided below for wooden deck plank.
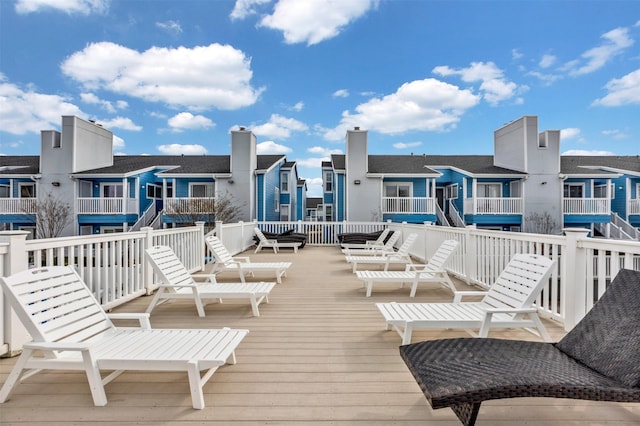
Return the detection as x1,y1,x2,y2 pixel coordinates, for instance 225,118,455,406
1,245,637,425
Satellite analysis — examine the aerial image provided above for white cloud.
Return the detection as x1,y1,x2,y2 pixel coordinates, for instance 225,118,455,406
156,20,182,35
560,128,581,140
592,68,640,106
61,42,264,111
230,0,271,20
562,149,615,156
251,114,308,139
292,101,304,111
0,76,84,135
324,78,479,141
80,92,127,113
157,143,208,155
15,0,109,14
167,112,215,132
98,116,142,131
433,61,521,105
564,27,634,76
296,157,326,168
259,0,378,45
307,146,342,156
539,54,556,68
256,140,292,154
303,176,324,197
511,49,523,60
602,129,629,140
526,70,561,86
333,89,349,98
393,141,422,149
113,134,125,150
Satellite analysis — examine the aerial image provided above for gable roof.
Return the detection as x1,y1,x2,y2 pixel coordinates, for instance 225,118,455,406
561,156,640,177
0,156,40,176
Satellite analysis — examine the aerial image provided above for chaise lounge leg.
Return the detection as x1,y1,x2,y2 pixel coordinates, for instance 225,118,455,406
450,402,481,426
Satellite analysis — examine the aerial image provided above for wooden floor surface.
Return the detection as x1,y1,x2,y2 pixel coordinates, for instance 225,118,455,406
1,245,639,425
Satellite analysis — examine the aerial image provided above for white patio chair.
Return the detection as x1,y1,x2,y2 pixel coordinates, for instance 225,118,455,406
0,266,248,409
345,233,418,272
146,245,275,317
376,253,555,344
254,227,302,253
205,235,291,283
355,239,459,297
341,232,400,256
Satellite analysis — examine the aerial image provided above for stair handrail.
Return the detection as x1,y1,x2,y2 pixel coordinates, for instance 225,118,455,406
448,200,465,227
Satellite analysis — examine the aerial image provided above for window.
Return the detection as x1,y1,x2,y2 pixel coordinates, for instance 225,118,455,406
274,187,280,212
0,185,9,198
281,172,289,192
190,183,215,198
477,183,501,197
79,225,93,235
325,205,333,222
166,183,173,198
19,183,36,198
324,172,333,192
280,205,290,221
564,183,584,198
100,226,123,234
594,184,614,199
385,183,411,197
79,181,92,197
19,226,36,239
445,184,458,199
101,183,123,198
147,184,162,199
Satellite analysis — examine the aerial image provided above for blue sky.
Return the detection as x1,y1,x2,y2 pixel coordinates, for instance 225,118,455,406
1,0,639,197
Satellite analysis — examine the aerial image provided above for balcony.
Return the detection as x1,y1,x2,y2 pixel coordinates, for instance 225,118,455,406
381,196,435,214
563,198,610,215
0,198,37,214
629,199,640,215
464,197,523,215
76,197,138,214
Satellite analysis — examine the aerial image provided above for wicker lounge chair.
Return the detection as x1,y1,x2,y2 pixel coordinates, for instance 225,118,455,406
340,228,392,249
254,227,302,253
341,231,400,256
399,268,640,426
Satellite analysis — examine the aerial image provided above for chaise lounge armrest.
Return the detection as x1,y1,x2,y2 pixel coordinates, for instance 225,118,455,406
453,291,488,303
107,312,152,329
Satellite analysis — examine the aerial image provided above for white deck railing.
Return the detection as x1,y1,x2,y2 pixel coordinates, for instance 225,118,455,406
464,197,523,214
76,197,138,214
0,198,37,214
381,196,435,214
2,220,640,355
563,198,610,215
628,199,640,215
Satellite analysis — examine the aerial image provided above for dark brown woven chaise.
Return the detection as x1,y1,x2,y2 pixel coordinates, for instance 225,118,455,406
400,268,640,426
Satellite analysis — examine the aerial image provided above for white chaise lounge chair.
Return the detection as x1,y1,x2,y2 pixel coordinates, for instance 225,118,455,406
345,233,418,273
341,232,400,256
146,245,276,317
376,253,555,344
355,239,459,297
340,228,392,250
206,235,291,283
0,266,248,409
254,227,302,253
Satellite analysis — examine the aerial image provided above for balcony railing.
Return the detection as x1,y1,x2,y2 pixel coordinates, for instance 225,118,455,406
563,198,610,215
0,198,37,214
164,197,215,214
381,197,435,214
464,197,523,215
629,199,640,215
76,197,138,214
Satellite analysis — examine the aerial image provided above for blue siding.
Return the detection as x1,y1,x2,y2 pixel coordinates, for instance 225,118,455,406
262,164,281,221
336,173,345,221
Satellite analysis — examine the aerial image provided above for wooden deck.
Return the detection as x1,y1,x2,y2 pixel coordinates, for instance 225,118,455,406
2,245,639,425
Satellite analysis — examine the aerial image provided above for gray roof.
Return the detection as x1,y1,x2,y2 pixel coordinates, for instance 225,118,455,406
0,156,40,175
331,154,523,176
561,156,640,175
306,197,323,208
257,155,286,171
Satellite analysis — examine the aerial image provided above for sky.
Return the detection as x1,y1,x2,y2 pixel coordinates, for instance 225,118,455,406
1,0,639,197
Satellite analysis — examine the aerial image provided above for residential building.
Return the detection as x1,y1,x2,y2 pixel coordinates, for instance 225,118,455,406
0,117,304,237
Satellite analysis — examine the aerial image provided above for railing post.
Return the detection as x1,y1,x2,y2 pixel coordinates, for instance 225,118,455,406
0,231,31,356
195,222,205,271
562,228,590,331
141,226,154,295
464,225,476,284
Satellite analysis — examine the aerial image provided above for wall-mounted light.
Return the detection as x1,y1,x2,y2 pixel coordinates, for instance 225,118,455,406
52,182,60,187
229,179,234,184
354,180,361,185
541,181,547,185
